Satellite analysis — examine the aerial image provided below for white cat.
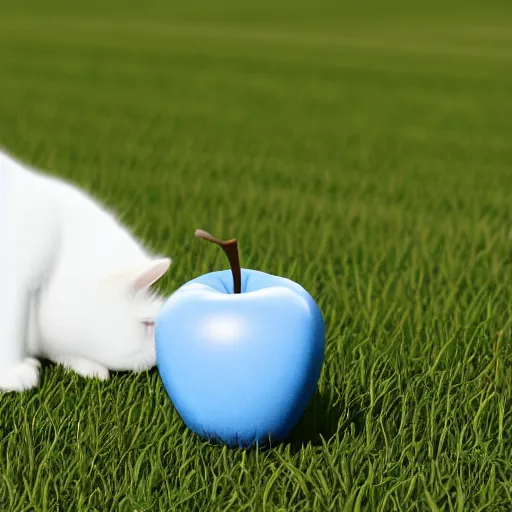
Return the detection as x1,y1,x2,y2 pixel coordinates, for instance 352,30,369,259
0,149,171,392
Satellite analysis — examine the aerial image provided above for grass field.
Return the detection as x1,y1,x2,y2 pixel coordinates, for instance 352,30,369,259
1,0,512,509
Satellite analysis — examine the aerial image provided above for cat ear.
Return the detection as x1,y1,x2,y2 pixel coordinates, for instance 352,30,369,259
131,257,172,293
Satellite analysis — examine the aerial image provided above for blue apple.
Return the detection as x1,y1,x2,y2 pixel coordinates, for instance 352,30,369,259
155,230,325,448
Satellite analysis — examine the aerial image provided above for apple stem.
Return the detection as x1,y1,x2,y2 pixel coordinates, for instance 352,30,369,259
195,229,242,294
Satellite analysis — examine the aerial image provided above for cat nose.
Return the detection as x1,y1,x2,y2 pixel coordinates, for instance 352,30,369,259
143,321,155,338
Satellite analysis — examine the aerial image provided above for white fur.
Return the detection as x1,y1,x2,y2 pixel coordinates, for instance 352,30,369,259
0,149,171,392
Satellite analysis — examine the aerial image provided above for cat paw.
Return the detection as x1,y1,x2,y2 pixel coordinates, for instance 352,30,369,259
56,356,110,381
0,358,41,392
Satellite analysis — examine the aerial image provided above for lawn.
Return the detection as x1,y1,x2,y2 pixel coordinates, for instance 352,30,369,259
1,0,512,510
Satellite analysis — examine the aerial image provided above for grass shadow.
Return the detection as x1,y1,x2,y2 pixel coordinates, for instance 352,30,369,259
283,388,363,453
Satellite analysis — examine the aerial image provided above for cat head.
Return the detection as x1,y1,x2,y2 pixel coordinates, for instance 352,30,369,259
58,257,172,372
